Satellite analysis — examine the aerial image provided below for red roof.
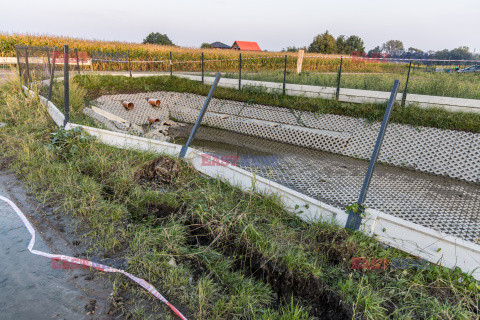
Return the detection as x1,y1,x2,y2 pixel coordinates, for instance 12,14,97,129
232,41,261,51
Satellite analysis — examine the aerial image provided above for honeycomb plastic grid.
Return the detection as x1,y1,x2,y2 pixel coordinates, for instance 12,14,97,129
169,125,480,244
90,92,480,243
169,95,479,183
93,92,479,183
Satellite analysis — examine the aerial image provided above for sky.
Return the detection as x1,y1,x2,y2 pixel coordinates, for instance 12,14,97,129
0,0,478,53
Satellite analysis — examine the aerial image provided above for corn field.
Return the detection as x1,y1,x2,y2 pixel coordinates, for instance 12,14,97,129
0,33,406,73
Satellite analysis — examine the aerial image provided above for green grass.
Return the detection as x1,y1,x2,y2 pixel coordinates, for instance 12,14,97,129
217,70,480,100
74,74,480,133
0,73,479,319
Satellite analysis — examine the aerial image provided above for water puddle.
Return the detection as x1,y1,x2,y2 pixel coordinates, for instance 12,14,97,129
0,182,98,319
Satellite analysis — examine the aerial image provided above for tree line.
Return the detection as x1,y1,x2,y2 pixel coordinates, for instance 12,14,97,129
287,31,479,61
142,31,478,61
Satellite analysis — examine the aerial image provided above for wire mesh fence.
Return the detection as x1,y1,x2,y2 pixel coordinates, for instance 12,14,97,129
24,46,472,101
13,44,480,247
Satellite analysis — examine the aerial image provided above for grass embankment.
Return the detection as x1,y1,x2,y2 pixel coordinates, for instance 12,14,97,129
75,75,480,133
0,33,402,73
219,70,480,100
0,74,479,319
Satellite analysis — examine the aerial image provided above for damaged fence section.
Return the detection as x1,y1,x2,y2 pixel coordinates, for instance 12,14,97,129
18,43,480,282
21,81,480,281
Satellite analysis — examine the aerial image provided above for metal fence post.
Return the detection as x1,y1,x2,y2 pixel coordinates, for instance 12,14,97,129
401,60,412,107
63,45,70,128
283,55,287,95
345,80,400,231
75,48,80,75
170,51,173,76
201,52,204,84
128,50,132,77
48,47,57,101
15,46,22,84
336,57,343,100
46,48,51,77
179,72,222,158
239,53,242,90
25,47,30,86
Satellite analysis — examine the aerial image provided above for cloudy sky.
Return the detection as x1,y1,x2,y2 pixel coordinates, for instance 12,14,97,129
0,0,477,52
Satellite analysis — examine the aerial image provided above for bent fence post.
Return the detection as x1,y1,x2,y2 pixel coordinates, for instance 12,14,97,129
336,57,343,100
25,47,30,87
63,45,70,128
75,48,80,74
345,80,400,231
179,72,222,159
15,46,22,84
46,47,51,77
401,60,412,107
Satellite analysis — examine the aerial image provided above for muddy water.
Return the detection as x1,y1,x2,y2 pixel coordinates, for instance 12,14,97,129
0,192,89,319
0,166,112,319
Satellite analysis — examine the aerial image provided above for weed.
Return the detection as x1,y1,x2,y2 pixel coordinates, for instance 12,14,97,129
1,75,479,319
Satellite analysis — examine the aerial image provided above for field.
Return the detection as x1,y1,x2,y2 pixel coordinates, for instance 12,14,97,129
1,33,404,73
0,73,479,319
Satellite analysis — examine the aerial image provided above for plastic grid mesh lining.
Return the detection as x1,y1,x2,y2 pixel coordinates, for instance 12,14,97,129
167,93,480,184
90,92,480,242
168,125,480,244
92,91,479,184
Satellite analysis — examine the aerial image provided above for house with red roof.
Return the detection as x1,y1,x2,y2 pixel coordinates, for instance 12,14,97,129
231,41,261,51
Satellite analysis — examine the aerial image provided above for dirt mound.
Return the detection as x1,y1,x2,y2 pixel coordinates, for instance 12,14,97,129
134,156,180,184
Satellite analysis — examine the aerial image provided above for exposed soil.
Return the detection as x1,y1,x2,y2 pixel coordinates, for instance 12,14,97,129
186,218,359,320
134,155,180,185
312,228,356,265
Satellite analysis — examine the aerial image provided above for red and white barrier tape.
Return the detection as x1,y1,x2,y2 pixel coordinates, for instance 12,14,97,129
93,55,290,65
0,195,188,320
302,55,480,63
92,55,479,65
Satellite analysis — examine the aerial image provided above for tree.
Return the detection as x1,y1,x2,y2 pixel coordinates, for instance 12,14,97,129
367,46,382,57
346,35,365,54
336,35,349,54
143,33,174,46
201,43,213,49
449,46,473,60
308,31,337,54
408,47,423,54
282,46,300,52
382,40,404,56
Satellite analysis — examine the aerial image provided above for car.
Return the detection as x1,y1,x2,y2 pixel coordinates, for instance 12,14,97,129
457,65,480,73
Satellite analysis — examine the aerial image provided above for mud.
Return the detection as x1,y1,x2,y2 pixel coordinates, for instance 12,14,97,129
134,156,180,185
0,157,116,319
185,218,358,320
